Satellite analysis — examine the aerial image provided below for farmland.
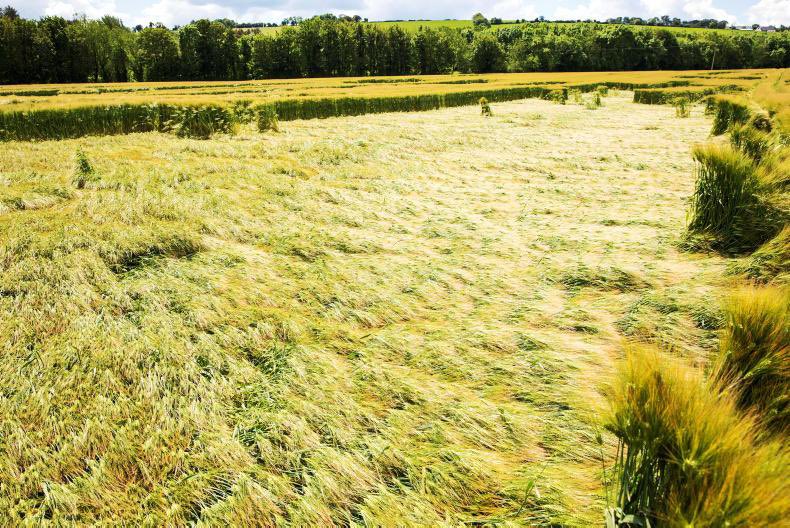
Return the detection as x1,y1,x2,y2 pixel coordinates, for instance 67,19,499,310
0,70,772,143
1,65,789,525
251,20,481,34
0,69,767,111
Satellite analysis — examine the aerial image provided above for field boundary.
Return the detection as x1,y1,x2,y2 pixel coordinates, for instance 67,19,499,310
0,79,745,142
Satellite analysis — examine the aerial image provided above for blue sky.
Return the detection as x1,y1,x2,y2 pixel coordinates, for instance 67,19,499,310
14,0,787,28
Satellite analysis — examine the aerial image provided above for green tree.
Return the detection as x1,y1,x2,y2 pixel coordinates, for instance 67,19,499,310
40,16,71,81
238,34,253,79
472,13,490,29
385,26,412,75
178,24,201,79
252,26,304,78
0,14,56,83
472,33,504,72
0,12,786,84
136,26,180,81
363,25,388,75
298,17,323,75
178,19,237,80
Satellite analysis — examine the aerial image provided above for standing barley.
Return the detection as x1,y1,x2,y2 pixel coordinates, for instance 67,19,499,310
480,97,492,117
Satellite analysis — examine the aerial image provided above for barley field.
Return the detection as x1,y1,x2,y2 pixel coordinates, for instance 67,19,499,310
0,70,771,145
0,91,744,524
0,70,766,112
2,61,790,525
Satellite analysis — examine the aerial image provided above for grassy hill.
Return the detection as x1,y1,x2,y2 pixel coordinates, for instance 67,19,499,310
248,19,742,35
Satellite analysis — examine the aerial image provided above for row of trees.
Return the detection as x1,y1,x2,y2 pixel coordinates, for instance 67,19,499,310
474,14,736,30
1,8,789,84
489,24,789,71
605,16,731,29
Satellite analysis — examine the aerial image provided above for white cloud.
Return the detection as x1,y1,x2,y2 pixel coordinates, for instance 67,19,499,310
747,0,790,25
138,0,238,26
354,1,537,22
32,0,367,26
44,0,131,20
681,0,735,22
554,0,642,21
553,0,735,22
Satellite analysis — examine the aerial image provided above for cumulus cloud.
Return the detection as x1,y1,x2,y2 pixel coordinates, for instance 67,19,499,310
43,0,130,20
138,0,238,26
747,0,790,25
554,0,645,21
681,0,734,22
553,0,735,22
359,0,537,22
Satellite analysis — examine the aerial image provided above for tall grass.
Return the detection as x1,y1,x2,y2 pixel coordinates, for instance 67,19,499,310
711,97,751,135
168,105,236,139
0,104,170,141
0,71,765,143
586,92,602,110
1,86,562,142
267,86,556,122
72,149,96,189
0,76,747,143
733,226,790,283
546,89,568,104
351,77,423,84
479,97,492,116
633,85,740,105
605,348,789,527
704,96,718,115
752,70,790,135
0,103,236,141
689,87,788,279
673,97,690,118
687,143,784,252
576,80,691,94
0,89,59,97
231,99,256,124
750,110,773,132
710,287,789,433
730,124,773,164
256,104,279,132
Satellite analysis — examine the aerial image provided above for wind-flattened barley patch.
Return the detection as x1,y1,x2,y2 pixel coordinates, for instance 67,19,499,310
0,94,745,525
556,264,650,293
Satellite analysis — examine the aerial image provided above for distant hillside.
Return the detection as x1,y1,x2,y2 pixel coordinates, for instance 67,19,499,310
246,19,744,35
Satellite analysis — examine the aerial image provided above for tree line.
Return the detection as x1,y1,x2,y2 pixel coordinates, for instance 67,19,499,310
1,6,788,85
605,16,732,30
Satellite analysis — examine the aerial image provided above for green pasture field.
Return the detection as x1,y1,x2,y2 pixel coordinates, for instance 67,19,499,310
245,20,742,35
